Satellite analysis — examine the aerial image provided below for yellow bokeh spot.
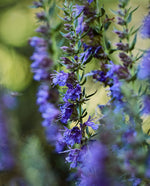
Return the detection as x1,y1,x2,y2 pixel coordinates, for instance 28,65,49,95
0,7,35,47
0,46,32,91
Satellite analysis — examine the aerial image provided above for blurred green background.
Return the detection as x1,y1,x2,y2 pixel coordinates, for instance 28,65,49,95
0,0,149,185
0,0,70,185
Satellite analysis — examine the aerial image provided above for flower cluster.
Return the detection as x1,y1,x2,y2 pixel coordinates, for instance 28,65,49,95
29,36,52,81
30,0,150,185
29,0,63,152
138,7,150,116
78,142,111,186
141,13,150,38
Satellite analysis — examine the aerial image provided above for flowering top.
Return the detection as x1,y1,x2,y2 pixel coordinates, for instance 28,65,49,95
138,50,150,80
52,71,69,86
142,95,150,115
87,0,94,4
78,142,111,186
141,13,150,38
29,37,52,81
63,126,82,147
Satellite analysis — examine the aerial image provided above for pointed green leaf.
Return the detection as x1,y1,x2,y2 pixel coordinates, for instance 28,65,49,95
57,14,66,21
56,5,64,11
83,54,93,65
83,87,85,97
104,21,111,31
130,26,141,35
80,28,90,39
82,111,88,118
59,31,66,37
79,71,84,82
105,37,111,50
100,7,105,17
110,9,119,15
86,126,90,136
82,109,86,115
86,90,97,98
80,78,87,86
129,33,137,51
48,2,55,16
126,6,139,23
138,85,142,95
109,49,117,54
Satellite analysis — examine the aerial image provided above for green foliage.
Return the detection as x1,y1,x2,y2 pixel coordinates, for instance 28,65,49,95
20,136,58,186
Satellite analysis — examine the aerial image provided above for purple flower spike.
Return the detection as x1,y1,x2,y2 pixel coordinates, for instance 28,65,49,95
60,102,73,124
142,95,150,115
73,5,84,17
52,71,68,86
63,127,82,147
84,116,99,130
65,149,81,168
76,16,84,34
29,36,46,47
79,142,110,186
64,84,81,101
33,68,49,81
36,84,49,105
138,50,150,80
87,0,94,4
141,14,150,38
109,78,123,100
45,125,66,152
39,103,59,126
86,70,107,83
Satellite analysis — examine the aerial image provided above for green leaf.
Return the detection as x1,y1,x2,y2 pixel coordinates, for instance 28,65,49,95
110,9,119,15
83,87,85,97
135,53,144,61
86,90,97,98
141,87,148,96
29,5,38,8
79,71,84,82
83,54,93,65
80,77,87,86
131,26,141,36
109,49,117,54
80,28,90,39
90,132,98,138
82,111,88,118
122,0,129,8
86,126,90,136
129,26,134,33
100,7,105,17
59,31,66,37
127,73,137,82
74,18,78,28
104,21,111,31
56,5,64,11
129,33,137,51
138,85,142,95
126,6,139,23
57,14,66,21
78,40,82,50
82,109,86,115
75,10,83,19
53,23,62,32
104,37,111,50
48,2,55,16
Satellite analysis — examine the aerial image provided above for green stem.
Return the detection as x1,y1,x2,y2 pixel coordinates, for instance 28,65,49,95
125,23,132,57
